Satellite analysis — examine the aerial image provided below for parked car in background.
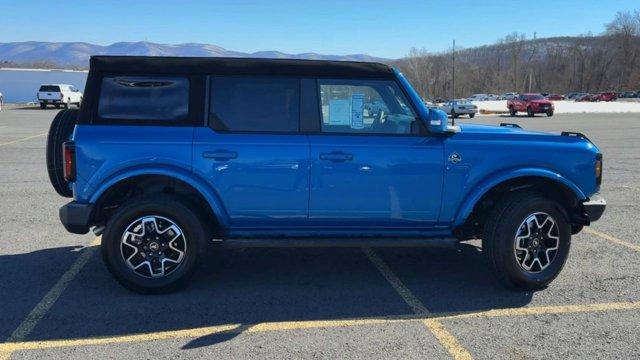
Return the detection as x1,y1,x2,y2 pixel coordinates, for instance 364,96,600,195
547,94,566,101
592,92,617,102
566,92,587,100
37,84,83,109
468,94,500,101
618,91,638,98
501,92,519,100
575,93,593,102
467,94,491,101
439,99,478,118
507,93,554,117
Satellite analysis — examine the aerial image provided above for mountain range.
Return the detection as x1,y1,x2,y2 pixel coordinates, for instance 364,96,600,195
0,41,387,68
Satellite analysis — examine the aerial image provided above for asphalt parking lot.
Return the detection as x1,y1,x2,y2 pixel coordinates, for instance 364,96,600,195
0,108,639,359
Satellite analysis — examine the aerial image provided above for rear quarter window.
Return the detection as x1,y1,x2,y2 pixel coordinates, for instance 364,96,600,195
98,76,189,121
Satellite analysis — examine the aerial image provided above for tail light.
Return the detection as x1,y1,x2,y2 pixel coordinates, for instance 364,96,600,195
62,142,76,182
595,154,602,186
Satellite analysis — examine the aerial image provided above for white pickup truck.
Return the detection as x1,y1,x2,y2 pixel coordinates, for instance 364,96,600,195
37,84,82,109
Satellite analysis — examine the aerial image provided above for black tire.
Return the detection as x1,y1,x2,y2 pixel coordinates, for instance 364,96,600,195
39,102,46,109
546,110,554,117
102,195,208,294
46,109,79,197
509,106,516,116
469,113,475,118
482,191,571,290
527,107,534,117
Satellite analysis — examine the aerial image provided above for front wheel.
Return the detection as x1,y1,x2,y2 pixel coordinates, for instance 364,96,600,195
39,102,46,109
546,110,554,117
101,195,208,294
469,113,475,118
483,192,571,290
527,107,534,117
509,106,516,116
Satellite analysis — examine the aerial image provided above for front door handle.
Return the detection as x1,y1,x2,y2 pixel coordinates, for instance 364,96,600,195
203,150,238,161
319,151,353,162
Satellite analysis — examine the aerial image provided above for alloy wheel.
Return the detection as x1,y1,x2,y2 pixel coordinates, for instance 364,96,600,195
120,215,187,278
514,212,560,273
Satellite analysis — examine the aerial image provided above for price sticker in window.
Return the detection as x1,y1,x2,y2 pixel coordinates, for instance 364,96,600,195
351,94,364,129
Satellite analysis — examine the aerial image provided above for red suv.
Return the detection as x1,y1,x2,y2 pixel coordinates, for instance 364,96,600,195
592,92,617,102
507,93,554,117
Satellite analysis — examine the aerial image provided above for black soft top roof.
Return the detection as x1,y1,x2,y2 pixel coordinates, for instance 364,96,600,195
90,56,394,78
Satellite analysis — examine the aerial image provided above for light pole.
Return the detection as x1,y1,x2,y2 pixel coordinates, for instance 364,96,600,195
452,39,456,101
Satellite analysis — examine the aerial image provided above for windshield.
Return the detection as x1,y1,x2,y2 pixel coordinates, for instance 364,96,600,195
525,94,545,100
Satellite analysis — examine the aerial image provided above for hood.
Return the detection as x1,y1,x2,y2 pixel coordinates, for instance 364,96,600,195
455,123,600,153
458,123,549,136
530,99,552,105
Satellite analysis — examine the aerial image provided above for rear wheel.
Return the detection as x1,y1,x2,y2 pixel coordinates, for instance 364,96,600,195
509,106,516,116
483,192,571,290
527,107,534,117
40,102,46,109
546,110,554,117
469,113,475,118
102,195,208,294
46,109,79,197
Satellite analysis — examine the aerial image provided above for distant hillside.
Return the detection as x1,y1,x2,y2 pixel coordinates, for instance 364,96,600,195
393,34,640,98
0,41,387,69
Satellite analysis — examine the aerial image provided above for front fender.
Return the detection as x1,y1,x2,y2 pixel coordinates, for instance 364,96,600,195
86,165,230,226
453,167,587,227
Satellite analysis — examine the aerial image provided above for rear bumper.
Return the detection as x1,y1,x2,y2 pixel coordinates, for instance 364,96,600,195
59,201,94,234
582,194,606,222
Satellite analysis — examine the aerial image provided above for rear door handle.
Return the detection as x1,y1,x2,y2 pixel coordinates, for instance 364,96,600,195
203,150,238,161
319,151,353,162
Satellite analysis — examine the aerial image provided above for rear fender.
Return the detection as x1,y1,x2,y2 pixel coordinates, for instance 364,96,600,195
87,165,230,227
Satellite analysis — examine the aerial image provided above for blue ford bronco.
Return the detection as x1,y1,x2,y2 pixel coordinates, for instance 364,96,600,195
47,56,606,293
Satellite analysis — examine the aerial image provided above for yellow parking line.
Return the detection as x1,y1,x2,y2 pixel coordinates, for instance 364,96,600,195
2,300,639,355
361,247,473,360
584,227,640,252
2,237,100,359
0,132,47,147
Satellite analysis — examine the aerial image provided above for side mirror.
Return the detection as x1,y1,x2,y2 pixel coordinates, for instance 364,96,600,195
426,108,460,134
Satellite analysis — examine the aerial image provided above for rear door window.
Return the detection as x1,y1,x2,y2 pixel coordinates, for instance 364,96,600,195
209,76,300,132
98,76,189,121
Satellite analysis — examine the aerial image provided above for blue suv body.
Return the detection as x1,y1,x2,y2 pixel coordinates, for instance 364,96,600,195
47,56,605,293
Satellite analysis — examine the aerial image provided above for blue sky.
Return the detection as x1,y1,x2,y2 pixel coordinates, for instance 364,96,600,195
1,0,637,58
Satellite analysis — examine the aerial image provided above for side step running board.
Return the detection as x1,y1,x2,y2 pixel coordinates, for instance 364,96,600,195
217,237,459,248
